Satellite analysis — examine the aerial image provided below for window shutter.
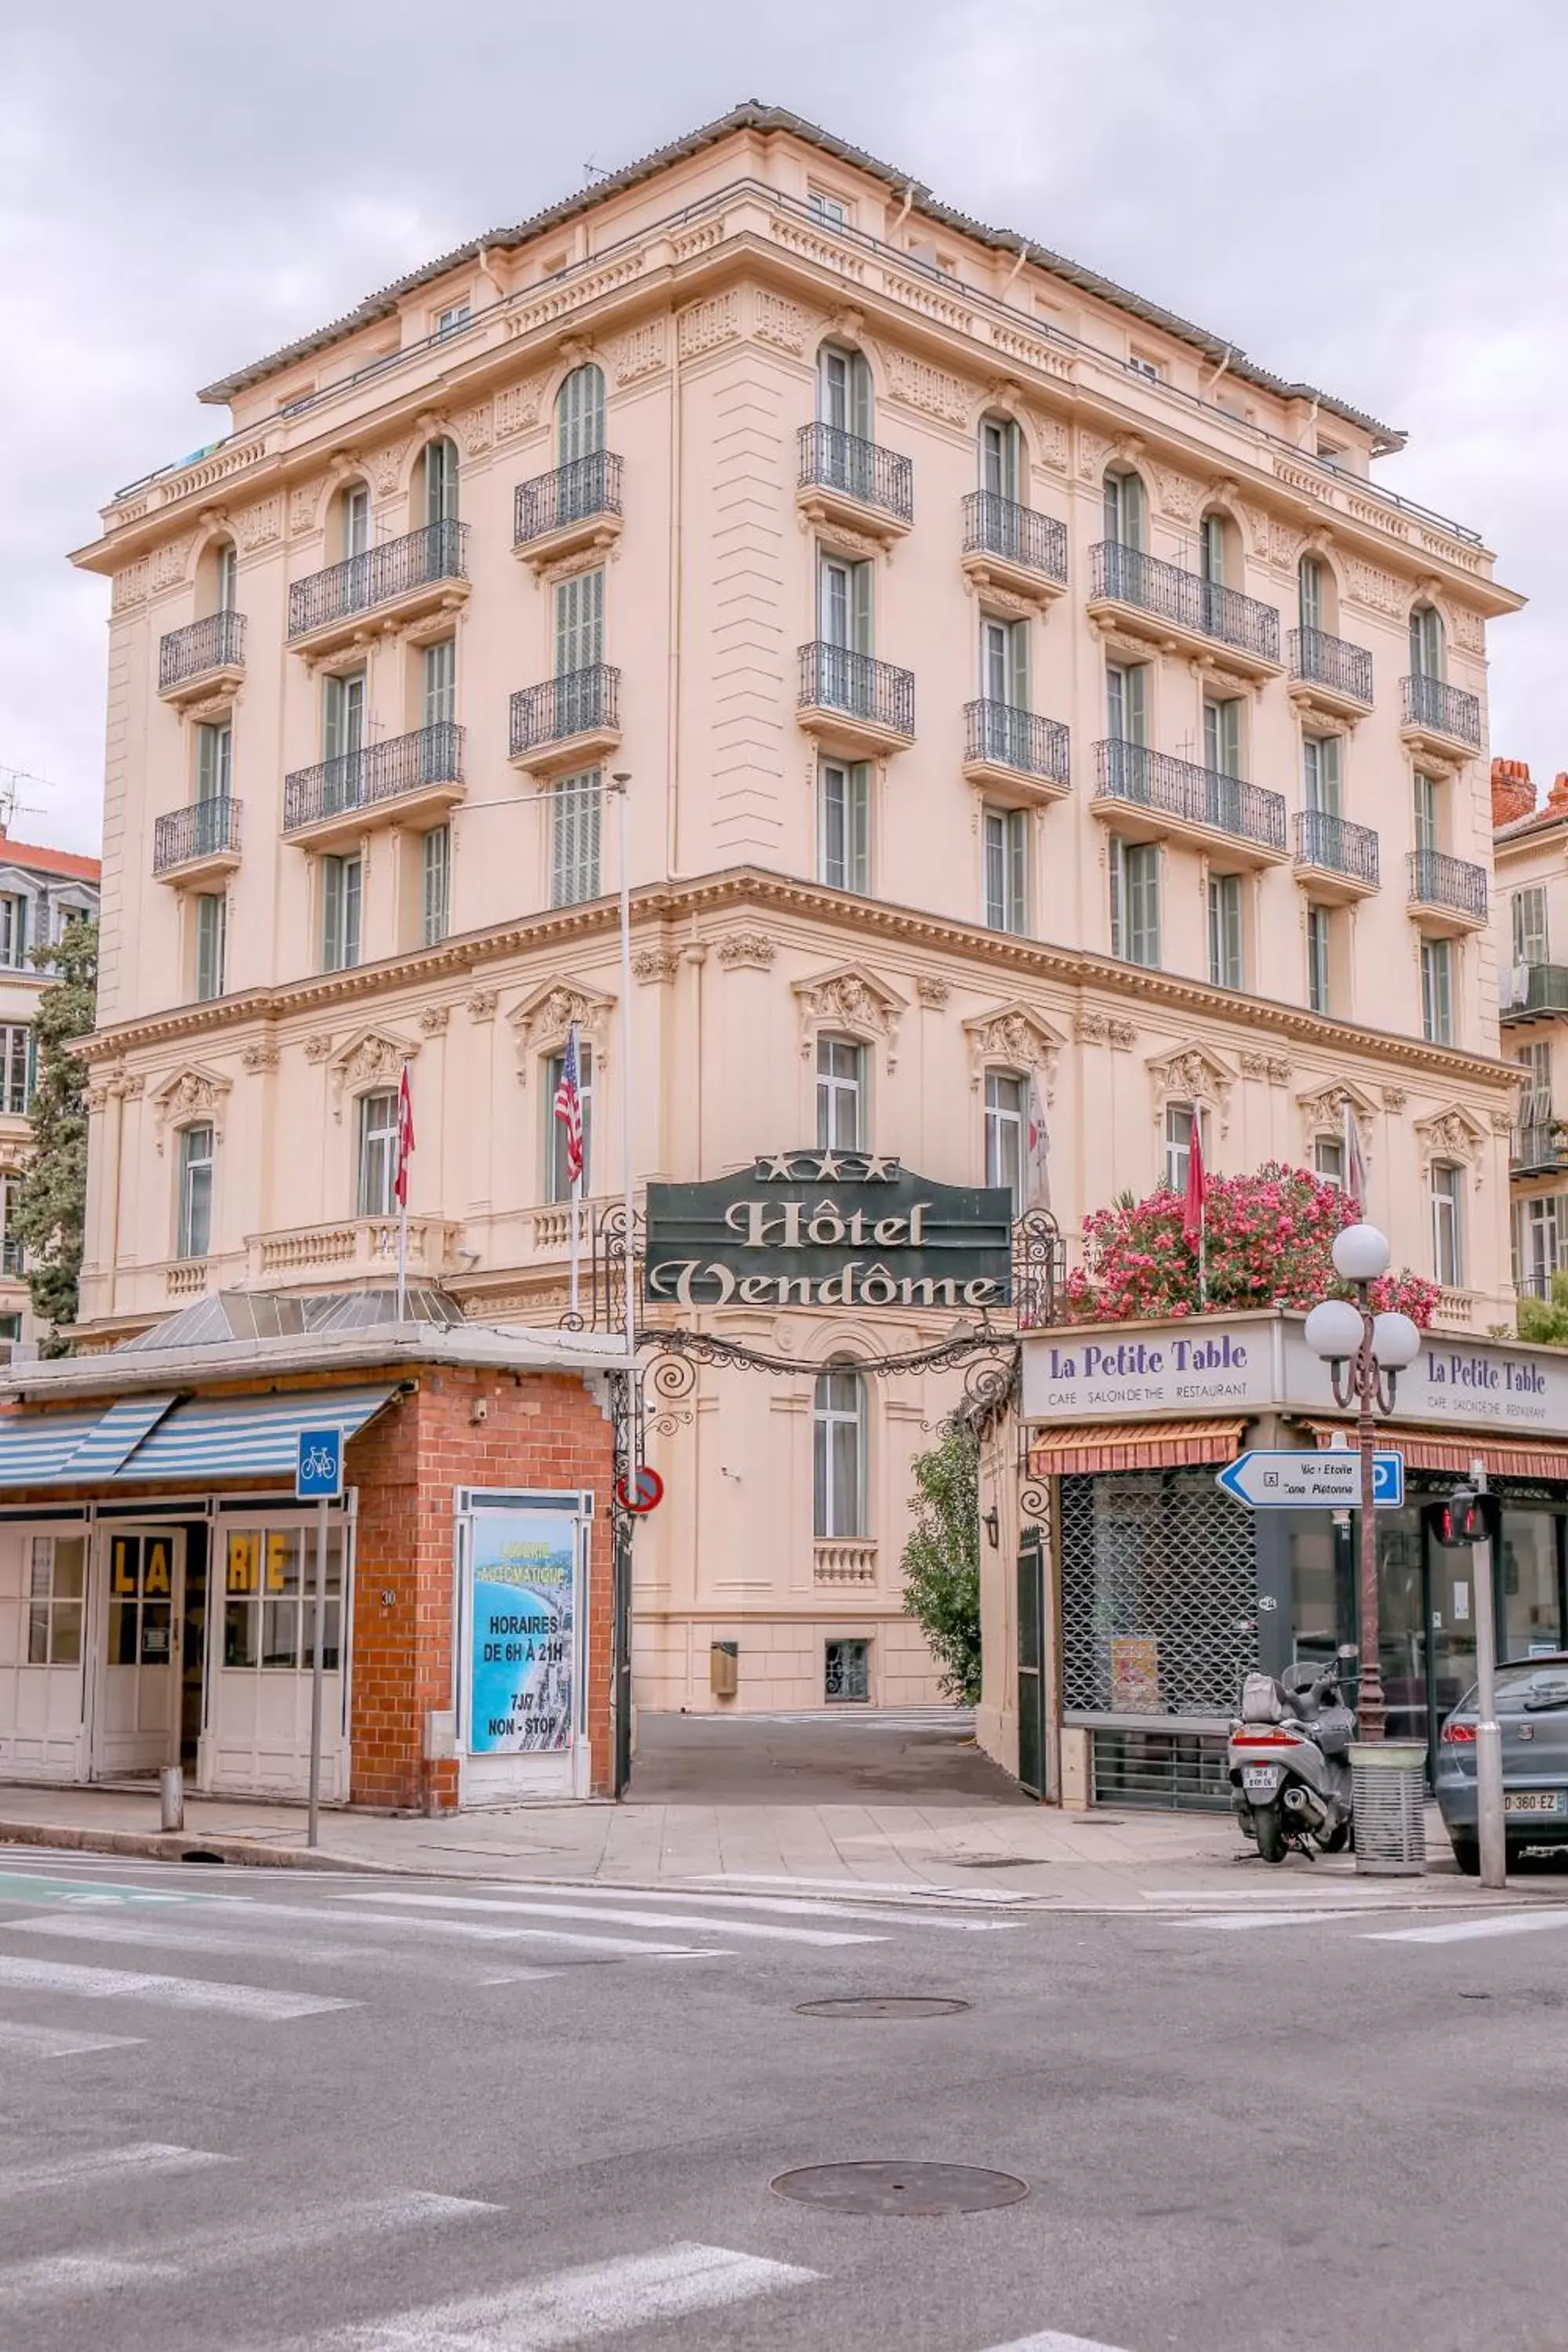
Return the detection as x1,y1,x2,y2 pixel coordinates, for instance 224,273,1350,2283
1320,735,1341,815
849,350,873,442
1221,699,1242,779
423,639,456,728
1007,808,1028,931
558,365,606,464
848,764,870,894
197,725,216,801
851,558,873,656
343,860,361,968
1122,473,1145,550
1007,618,1029,710
423,827,449,945
982,621,1006,704
322,859,343,971
1126,664,1147,746
1299,557,1322,633
1109,837,1125,956
984,810,1004,929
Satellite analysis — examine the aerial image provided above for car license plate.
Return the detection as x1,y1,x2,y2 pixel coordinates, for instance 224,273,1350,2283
1504,1791,1564,1816
1243,1766,1283,1792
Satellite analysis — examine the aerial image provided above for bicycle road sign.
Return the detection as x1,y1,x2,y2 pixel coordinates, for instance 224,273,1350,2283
296,1427,344,1502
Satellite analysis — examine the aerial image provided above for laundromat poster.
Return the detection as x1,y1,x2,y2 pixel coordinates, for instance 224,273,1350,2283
466,1508,579,1755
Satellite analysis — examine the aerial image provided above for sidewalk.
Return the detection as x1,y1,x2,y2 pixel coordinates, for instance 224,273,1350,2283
2,1778,1563,1915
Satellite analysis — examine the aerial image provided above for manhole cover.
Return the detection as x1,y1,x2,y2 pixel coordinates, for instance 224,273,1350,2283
795,1996,971,2020
771,2161,1027,2217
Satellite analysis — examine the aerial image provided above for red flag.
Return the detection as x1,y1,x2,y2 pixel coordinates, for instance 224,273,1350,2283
393,1062,415,1209
1181,1116,1205,1247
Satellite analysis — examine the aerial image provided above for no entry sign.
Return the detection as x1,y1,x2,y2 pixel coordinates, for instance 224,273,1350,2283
615,1465,664,1515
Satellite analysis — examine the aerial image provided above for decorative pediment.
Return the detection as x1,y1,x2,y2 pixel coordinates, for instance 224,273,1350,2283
961,1003,1068,1098
506,978,615,1081
1145,1043,1237,1135
327,1027,419,1119
150,1064,233,1152
1414,1102,1490,1174
792,964,906,1073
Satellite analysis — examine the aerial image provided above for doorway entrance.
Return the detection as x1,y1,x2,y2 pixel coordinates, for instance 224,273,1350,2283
90,1526,184,1780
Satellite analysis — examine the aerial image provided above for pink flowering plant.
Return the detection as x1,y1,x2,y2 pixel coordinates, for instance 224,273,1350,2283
1062,1161,1439,1327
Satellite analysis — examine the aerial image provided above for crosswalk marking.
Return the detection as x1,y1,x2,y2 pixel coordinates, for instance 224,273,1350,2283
0,2143,229,2200
0,1955,357,2019
290,2239,818,2350
335,1891,884,1948
196,1899,707,1958
0,2019,144,2058
1185,1910,1367,1933
0,1913,553,1978
1369,1910,1568,1945
0,1869,210,1909
982,2331,1133,2350
690,1871,1024,1908
496,1882,1014,1934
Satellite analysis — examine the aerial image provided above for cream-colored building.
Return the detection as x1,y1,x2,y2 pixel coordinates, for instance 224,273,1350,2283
1494,760,1568,1301
70,102,1522,1715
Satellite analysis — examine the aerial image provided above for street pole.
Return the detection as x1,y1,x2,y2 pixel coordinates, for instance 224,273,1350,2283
609,773,637,1373
1353,1290,1386,1744
307,1496,328,1849
1470,1458,1506,1888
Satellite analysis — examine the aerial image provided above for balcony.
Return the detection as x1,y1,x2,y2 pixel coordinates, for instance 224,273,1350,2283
283,722,464,848
158,610,246,707
1407,845,1488,933
1512,1112,1567,1175
153,795,243,887
960,492,1067,604
1092,739,1287,867
1501,963,1568,1024
286,521,470,657
509,665,622,777
1287,626,1373,719
248,1216,459,1287
1087,543,1281,676
1518,1269,1566,1304
962,701,1070,805
796,641,915,760
1291,808,1379,903
796,423,913,541
514,452,623,570
813,1539,878,1587
1400,673,1483,757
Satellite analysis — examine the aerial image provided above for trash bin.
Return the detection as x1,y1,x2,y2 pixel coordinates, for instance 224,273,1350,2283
710,1641,739,1700
1350,1741,1427,1876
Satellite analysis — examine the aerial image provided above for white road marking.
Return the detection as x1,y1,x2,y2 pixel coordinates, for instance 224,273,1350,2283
982,2330,1134,2350
2,1915,413,1966
1369,1911,1568,1945
336,1891,882,1949
293,2239,818,2350
0,2255,179,2295
0,2019,144,2057
492,1883,1012,1933
0,1955,356,2019
0,2143,229,2200
686,1871,1023,1907
1185,1910,1370,1933
195,1899,702,1958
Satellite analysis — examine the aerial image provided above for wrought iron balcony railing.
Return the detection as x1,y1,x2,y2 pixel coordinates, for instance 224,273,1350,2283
1512,1120,1566,1174
1517,1269,1564,1302
1408,846,1487,920
798,642,914,737
1094,738,1287,852
283,722,463,833
1401,672,1483,749
1293,807,1379,887
509,665,621,757
1090,541,1281,663
797,423,913,526
158,609,246,691
1503,963,1568,1019
287,520,468,641
154,795,242,873
1288,626,1373,706
961,492,1067,585
514,451,623,546
964,700,1069,785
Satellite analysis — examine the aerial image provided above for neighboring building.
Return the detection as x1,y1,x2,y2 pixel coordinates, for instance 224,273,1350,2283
66,102,1522,1722
1494,760,1568,1303
0,823,101,1348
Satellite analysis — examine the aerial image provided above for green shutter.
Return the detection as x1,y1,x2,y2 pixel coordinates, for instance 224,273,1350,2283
851,558,873,656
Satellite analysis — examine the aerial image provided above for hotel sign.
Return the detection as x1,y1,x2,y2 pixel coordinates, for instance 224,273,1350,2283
644,1151,1013,1311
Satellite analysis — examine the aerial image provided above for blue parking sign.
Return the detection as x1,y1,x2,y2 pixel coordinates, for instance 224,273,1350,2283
296,1427,344,1501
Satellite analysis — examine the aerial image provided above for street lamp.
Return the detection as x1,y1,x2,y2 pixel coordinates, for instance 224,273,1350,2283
1303,1223,1421,1742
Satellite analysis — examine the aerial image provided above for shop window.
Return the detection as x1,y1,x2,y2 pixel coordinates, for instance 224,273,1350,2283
825,1638,870,1703
223,1523,345,1672
106,1534,174,1669
26,1534,84,1665
815,1036,864,1152
814,1364,866,1540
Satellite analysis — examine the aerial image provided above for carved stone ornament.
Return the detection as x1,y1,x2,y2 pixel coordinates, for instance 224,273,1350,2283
1489,1107,1515,1137
1025,411,1071,473
466,989,499,1022
453,401,494,458
149,533,195,595
961,1002,1066,1098
327,1027,419,1120
1152,467,1203,524
236,495,284,552
806,517,884,565
677,292,742,361
507,978,614,1080
368,437,413,501
916,976,951,1009
1146,1043,1236,1134
715,932,776,971
418,1005,452,1036
1296,1080,1375,1162
883,348,971,428
1269,519,1309,571
1345,559,1405,617
111,561,151,612
754,292,809,355
632,946,681,985
303,1034,334,1062
289,480,328,537
792,964,906,1073
1240,1052,1293,1085
494,379,545,440
609,321,667,384
1381,1087,1408,1114
1451,606,1486,656
150,1064,233,1153
241,1043,279,1075
1076,429,1116,485
1413,1102,1490,1176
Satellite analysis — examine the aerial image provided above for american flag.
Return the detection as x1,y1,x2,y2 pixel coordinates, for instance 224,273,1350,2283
554,1024,584,1188
393,1062,415,1209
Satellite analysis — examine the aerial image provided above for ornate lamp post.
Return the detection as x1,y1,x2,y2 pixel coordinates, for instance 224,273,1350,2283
1303,1223,1421,1743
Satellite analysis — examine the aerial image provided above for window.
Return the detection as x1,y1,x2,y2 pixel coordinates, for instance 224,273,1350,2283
0,1027,33,1114
421,826,449,947
1302,734,1342,818
1163,1102,1200,1193
985,1072,1025,1212
1109,837,1160,967
321,855,362,973
105,1534,175,1670
1410,603,1445,680
177,1122,214,1259
1127,352,1163,384
196,720,232,804
0,895,27,970
1105,661,1148,746
26,1535,84,1666
1431,1163,1465,1287
555,568,604,675
545,1043,593,1201
817,343,872,440
557,362,607,464
1421,936,1453,1044
421,438,459,528
0,1176,20,1278
223,1523,345,1673
435,301,470,339
818,760,870,895
358,1089,399,1217
817,551,873,654
341,483,370,563
807,187,851,228
215,539,238,613
1513,886,1549,967
984,806,1029,935
981,615,1029,711
1515,1195,1563,1295
1315,1136,1345,1189
1207,873,1243,990
0,1316,19,1342
1298,554,1324,635
825,1637,870,1703
550,770,602,908
1414,771,1440,854
1102,470,1146,550
1203,696,1243,778
194,892,226,1002
978,413,1022,502
813,1366,866,1541
816,1036,864,1152
323,670,366,811
1199,511,1227,589
1306,903,1332,1014
423,638,456,728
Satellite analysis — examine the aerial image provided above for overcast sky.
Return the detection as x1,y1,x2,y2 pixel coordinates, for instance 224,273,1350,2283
2,0,1562,854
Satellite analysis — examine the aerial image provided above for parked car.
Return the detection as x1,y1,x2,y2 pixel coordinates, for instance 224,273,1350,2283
1436,1653,1568,1872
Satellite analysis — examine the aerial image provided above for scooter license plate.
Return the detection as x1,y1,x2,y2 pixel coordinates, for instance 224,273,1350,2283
1243,1766,1283,1792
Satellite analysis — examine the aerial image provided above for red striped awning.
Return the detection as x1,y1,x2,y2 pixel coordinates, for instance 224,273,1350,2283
1306,1421,1568,1483
1026,1418,1247,1478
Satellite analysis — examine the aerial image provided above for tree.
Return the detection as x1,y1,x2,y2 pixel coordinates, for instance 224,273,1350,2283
12,918,97,1354
1519,1272,1568,1347
1062,1161,1439,1327
900,1421,982,1705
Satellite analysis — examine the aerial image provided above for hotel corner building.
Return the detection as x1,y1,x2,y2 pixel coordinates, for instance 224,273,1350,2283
1494,760,1568,1298
67,101,1523,1726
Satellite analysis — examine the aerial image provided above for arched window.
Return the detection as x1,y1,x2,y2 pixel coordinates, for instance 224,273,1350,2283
1409,602,1445,681
1298,552,1337,637
338,480,371,564
814,1363,866,1540
1102,468,1145,553
978,412,1022,503
423,437,459,528
817,342,872,441
557,363,606,466
210,537,238,615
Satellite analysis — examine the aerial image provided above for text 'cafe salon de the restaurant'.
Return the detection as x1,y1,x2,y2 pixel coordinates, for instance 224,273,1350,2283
978,1312,1568,1811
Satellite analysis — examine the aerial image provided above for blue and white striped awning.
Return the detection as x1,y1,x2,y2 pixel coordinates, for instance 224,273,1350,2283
0,1410,111,1486
0,1385,398,1491
57,1393,179,1479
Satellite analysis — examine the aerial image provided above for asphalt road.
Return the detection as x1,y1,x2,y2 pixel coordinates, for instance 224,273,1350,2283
0,1850,1566,2352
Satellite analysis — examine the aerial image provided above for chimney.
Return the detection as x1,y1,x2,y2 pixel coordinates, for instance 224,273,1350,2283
1491,757,1537,828
1551,772,1568,812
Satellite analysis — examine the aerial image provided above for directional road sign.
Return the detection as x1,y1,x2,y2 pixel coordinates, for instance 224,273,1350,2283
1215,1449,1403,1511
296,1426,345,1502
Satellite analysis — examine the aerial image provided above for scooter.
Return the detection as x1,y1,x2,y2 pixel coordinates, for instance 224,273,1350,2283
1228,1652,1356,1864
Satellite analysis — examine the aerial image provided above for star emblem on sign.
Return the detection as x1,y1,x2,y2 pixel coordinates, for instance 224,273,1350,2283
859,1155,900,1181
757,1152,797,1180
813,1151,843,1180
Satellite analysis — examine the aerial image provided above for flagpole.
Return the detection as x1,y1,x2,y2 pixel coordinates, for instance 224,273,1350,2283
396,1060,409,1323
568,1171,581,1320
1198,1180,1207,1311
609,774,637,1373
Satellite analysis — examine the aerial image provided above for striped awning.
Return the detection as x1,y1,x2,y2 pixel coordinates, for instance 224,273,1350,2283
1027,1418,1247,1478
1305,1421,1568,1484
58,1393,179,1478
0,1385,398,1491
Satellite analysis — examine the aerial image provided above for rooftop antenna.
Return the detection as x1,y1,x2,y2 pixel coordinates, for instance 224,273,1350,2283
583,156,613,184
0,766,51,831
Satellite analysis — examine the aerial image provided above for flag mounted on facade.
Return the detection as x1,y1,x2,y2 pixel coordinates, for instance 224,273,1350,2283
1025,1072,1051,1210
1344,1100,1368,1210
393,1062,416,1209
1181,1117,1205,1247
554,1024,584,1188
